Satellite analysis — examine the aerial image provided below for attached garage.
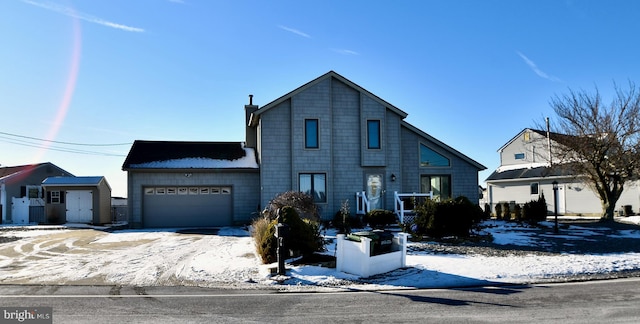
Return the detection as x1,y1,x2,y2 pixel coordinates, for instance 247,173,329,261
143,186,232,228
122,141,261,228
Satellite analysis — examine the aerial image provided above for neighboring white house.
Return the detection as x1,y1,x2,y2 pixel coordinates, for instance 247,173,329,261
485,128,640,217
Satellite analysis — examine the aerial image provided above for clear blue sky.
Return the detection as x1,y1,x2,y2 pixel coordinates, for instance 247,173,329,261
2,0,640,198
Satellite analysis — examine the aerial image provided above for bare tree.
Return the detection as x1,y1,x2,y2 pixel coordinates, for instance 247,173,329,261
542,81,640,220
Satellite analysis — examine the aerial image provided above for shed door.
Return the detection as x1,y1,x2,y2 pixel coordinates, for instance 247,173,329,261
66,190,93,223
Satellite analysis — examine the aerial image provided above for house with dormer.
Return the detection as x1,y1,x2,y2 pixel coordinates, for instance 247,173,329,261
123,71,486,228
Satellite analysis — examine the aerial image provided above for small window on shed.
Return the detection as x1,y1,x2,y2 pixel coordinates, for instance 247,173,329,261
49,191,62,204
515,153,525,160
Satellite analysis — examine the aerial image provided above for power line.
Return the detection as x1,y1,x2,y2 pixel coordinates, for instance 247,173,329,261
0,131,130,157
0,131,132,146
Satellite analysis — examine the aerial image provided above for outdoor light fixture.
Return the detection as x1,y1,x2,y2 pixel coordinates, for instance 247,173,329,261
552,180,559,233
185,173,192,177
391,174,397,182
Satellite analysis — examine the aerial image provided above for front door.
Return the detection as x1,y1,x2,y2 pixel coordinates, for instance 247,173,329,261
366,174,383,210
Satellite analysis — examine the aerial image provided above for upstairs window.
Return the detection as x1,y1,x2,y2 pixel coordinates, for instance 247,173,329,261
305,119,319,149
420,144,450,167
515,153,525,160
367,120,381,149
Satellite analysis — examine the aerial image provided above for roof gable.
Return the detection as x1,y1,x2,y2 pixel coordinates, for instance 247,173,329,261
122,141,259,170
498,128,573,152
250,71,408,126
0,163,73,181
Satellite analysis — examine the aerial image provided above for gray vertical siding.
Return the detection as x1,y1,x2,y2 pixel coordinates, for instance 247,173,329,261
331,80,364,216
361,95,388,167
258,99,293,211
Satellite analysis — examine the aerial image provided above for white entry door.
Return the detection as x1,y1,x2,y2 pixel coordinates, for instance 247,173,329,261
367,174,383,210
66,190,93,223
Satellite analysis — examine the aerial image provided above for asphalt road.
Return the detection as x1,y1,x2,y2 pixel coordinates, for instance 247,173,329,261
2,278,640,323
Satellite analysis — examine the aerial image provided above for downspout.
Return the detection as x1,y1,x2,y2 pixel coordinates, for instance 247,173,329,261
546,117,552,166
1,182,5,222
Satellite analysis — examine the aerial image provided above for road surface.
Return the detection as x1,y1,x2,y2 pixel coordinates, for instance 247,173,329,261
2,278,640,323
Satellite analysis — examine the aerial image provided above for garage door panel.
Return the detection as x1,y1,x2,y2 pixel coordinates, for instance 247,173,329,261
143,187,232,228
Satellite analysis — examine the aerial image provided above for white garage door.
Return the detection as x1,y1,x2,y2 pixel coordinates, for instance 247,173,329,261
143,186,232,228
66,190,93,223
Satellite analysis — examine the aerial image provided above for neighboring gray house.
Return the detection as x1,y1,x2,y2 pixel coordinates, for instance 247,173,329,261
486,128,640,216
42,176,112,225
123,71,486,228
0,162,73,224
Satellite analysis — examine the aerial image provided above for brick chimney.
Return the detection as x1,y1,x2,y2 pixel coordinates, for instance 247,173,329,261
245,94,258,149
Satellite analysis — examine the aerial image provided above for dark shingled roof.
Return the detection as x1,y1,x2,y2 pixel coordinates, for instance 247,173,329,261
122,141,249,169
485,165,574,181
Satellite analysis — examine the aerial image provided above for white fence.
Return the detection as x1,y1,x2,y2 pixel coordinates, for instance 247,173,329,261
355,191,369,215
394,191,432,224
335,233,408,277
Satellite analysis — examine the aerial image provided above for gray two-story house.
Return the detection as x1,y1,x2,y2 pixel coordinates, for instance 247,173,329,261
123,71,486,228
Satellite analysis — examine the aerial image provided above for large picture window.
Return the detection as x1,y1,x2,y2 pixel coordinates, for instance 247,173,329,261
420,144,450,167
299,173,326,203
421,175,451,200
367,120,381,149
305,119,319,149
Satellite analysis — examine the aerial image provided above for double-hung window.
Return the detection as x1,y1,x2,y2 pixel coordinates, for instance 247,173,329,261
299,173,326,203
49,191,62,204
305,119,319,149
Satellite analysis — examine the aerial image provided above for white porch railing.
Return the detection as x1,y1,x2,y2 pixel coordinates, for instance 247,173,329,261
394,191,433,224
355,191,369,215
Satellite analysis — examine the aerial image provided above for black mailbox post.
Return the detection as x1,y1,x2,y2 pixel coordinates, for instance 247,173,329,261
275,223,290,276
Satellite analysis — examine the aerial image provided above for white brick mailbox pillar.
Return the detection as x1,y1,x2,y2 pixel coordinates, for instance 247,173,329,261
336,232,408,277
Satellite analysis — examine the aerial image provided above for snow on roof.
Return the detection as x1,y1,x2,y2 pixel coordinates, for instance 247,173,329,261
129,147,259,169
496,162,549,173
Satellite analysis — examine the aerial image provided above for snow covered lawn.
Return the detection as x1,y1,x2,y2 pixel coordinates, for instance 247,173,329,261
1,217,640,290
